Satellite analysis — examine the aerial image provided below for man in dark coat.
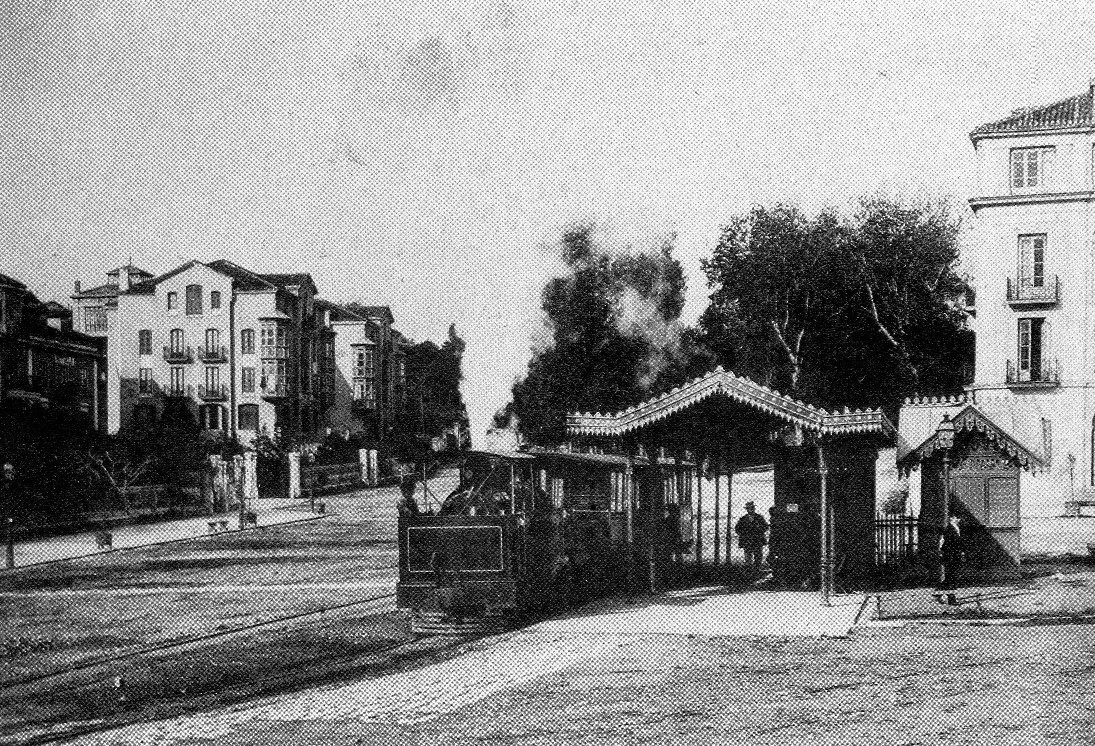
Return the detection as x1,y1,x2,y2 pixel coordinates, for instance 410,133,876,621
735,501,768,570
935,508,964,606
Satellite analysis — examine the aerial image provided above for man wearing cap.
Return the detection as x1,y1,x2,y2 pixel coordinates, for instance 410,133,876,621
735,501,769,571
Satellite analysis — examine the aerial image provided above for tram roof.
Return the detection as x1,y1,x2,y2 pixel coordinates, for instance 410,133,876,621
566,367,894,439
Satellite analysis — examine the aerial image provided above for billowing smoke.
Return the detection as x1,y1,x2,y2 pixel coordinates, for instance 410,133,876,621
613,284,687,390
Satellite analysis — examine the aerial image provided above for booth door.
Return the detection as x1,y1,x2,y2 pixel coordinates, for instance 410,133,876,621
949,467,1021,568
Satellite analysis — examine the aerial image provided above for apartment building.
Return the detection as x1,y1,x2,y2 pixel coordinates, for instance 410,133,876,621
900,81,1095,516
318,299,406,443
1,272,107,431
74,259,334,444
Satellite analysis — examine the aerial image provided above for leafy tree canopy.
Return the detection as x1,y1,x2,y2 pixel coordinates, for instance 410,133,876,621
501,222,712,444
700,195,973,417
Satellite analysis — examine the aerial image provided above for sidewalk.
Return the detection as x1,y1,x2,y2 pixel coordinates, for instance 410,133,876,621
872,567,1095,623
5,498,322,568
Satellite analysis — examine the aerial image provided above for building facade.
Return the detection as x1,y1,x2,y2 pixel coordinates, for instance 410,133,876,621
1,273,107,432
319,300,406,443
74,260,338,444
920,81,1095,515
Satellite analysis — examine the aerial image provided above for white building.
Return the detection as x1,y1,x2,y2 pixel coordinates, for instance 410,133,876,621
901,82,1095,516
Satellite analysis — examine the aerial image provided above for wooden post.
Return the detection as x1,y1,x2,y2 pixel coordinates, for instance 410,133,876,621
713,455,721,567
725,462,734,567
695,459,704,565
818,441,831,606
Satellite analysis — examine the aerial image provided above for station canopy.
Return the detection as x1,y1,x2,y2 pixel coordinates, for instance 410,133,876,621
566,367,894,465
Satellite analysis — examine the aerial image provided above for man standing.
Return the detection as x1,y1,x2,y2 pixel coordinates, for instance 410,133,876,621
735,501,768,571
935,508,964,606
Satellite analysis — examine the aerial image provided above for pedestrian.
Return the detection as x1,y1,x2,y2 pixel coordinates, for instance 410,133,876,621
935,507,964,606
735,501,768,571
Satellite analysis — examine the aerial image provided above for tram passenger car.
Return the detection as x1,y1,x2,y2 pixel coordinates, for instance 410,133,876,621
396,448,695,619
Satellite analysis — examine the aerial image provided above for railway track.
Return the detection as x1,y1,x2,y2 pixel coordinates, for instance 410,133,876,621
2,590,398,691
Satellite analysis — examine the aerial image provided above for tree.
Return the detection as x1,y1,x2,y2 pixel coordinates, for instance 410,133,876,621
393,326,470,456
502,222,711,444
700,195,973,416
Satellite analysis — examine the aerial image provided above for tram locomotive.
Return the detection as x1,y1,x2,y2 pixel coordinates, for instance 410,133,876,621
396,448,696,623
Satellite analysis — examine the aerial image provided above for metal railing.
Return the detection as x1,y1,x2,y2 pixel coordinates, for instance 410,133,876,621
260,382,289,399
197,384,228,400
1006,358,1060,386
197,345,228,362
874,513,919,566
163,345,193,363
1007,275,1059,304
164,383,192,398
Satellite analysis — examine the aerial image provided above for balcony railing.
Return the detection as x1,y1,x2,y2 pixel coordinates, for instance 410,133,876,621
260,382,289,400
197,345,228,363
163,345,193,363
1006,359,1060,388
351,397,377,411
197,384,228,400
164,383,192,398
137,381,160,398
1007,276,1059,306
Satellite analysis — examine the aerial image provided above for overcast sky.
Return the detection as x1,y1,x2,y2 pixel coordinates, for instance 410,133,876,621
3,0,1095,439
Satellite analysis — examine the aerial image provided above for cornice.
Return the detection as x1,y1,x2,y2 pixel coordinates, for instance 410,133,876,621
968,191,1095,211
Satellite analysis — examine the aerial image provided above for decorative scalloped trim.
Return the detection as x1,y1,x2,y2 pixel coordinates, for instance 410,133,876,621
899,405,1045,472
566,369,894,438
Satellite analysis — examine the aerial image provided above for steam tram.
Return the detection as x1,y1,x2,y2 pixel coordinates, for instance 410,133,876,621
396,448,696,625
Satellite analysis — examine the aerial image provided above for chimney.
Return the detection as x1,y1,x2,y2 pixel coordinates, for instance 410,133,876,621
74,280,81,294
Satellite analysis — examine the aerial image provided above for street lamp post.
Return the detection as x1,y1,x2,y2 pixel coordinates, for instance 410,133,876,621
935,415,956,572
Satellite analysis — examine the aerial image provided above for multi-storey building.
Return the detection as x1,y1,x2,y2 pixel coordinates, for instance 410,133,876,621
75,259,334,444
71,261,154,337
1,273,107,432
318,300,406,443
903,81,1095,515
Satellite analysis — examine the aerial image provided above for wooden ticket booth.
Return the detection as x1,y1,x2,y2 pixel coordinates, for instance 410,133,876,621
898,405,1044,579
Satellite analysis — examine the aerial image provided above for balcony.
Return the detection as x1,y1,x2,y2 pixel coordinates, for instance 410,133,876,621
163,345,193,363
1005,359,1060,388
164,384,192,398
197,384,228,401
1007,276,1059,306
260,382,289,400
197,345,228,363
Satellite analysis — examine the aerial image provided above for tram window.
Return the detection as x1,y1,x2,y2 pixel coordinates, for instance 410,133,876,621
564,471,610,511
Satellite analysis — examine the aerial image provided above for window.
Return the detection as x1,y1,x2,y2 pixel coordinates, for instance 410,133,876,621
238,404,259,430
261,359,287,393
260,323,288,358
169,328,184,353
204,366,219,392
241,328,255,355
1011,147,1054,189
83,307,108,333
167,291,178,311
210,290,221,310
353,378,377,407
241,367,256,393
170,366,185,395
201,404,223,430
138,330,152,355
204,328,220,356
1017,318,1045,381
185,284,203,315
352,347,375,378
138,368,153,394
1018,234,1046,289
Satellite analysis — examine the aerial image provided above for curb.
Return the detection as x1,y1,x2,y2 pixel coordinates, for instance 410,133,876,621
1,513,331,571
862,614,1095,629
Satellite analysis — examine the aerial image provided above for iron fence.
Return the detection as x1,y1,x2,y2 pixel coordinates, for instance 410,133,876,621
875,512,919,566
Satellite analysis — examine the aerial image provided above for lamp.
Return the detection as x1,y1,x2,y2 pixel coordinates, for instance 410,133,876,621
935,414,956,451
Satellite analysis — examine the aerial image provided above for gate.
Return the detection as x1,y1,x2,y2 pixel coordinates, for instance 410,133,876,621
874,513,919,566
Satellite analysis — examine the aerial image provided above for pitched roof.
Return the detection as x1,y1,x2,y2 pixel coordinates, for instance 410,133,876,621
261,273,317,293
972,86,1095,138
314,298,375,324
896,395,1046,472
72,282,120,299
203,260,277,291
566,367,894,439
357,305,394,323
0,273,27,290
127,260,205,294
106,262,152,278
